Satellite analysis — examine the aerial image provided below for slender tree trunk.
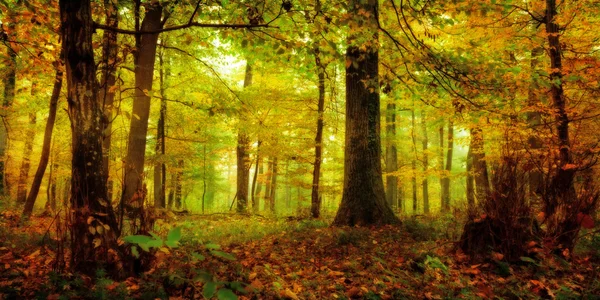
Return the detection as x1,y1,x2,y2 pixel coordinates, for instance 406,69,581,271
100,0,119,202
411,108,418,213
23,61,63,217
122,3,163,211
526,47,543,196
202,145,206,213
154,50,167,208
466,146,475,207
251,141,261,212
470,128,490,203
254,156,263,212
264,158,272,211
59,0,118,272
236,62,252,212
333,0,398,226
174,159,183,209
441,120,453,210
16,113,36,204
269,157,278,213
438,124,444,205
0,12,17,196
311,48,326,218
421,111,429,214
385,101,398,209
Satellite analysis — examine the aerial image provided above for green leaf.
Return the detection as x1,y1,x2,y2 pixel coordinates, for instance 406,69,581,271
123,235,152,244
165,240,179,248
131,246,139,258
192,252,206,261
210,250,236,261
217,288,237,300
167,227,182,243
229,282,247,294
203,281,217,299
520,256,540,266
147,239,163,249
205,243,221,250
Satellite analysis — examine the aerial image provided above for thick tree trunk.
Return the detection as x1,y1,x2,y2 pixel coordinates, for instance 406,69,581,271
16,113,36,204
421,111,429,214
441,120,453,210
470,128,490,203
100,0,119,202
23,62,63,217
332,0,398,226
311,48,326,218
154,51,167,208
385,102,398,209
0,15,17,196
59,0,118,272
122,3,163,210
236,62,253,212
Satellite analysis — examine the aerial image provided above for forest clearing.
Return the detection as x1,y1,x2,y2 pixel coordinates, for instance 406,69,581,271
1,0,600,299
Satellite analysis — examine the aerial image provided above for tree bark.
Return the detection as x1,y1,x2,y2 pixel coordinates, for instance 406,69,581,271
264,157,272,211
100,0,119,202
526,47,544,196
122,3,163,211
0,13,17,196
311,48,326,218
59,0,118,272
411,108,418,213
251,141,261,212
23,61,64,217
385,101,398,209
466,146,475,207
438,124,444,206
470,128,490,203
236,62,252,212
421,111,429,214
332,0,398,226
16,113,36,204
154,49,167,208
441,120,453,210
269,157,278,213
174,159,183,209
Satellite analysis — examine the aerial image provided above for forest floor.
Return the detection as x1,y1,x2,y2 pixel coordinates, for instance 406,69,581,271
1,210,599,299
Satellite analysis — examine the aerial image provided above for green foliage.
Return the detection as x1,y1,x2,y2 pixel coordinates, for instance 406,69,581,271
424,255,448,274
123,227,182,256
403,218,441,241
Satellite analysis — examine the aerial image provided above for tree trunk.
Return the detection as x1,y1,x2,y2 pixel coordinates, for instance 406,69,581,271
154,50,167,208
385,101,398,209
411,108,418,213
0,12,17,196
421,111,429,214
174,159,183,209
254,155,263,212
59,0,118,272
251,141,261,212
100,0,119,202
122,3,163,211
269,157,278,213
16,113,36,204
332,0,398,226
236,62,253,212
311,48,326,218
264,158,272,211
470,128,490,203
438,124,444,206
23,61,63,217
466,146,475,207
441,120,453,210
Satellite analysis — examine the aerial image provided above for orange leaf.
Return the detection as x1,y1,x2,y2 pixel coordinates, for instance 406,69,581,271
577,213,595,229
